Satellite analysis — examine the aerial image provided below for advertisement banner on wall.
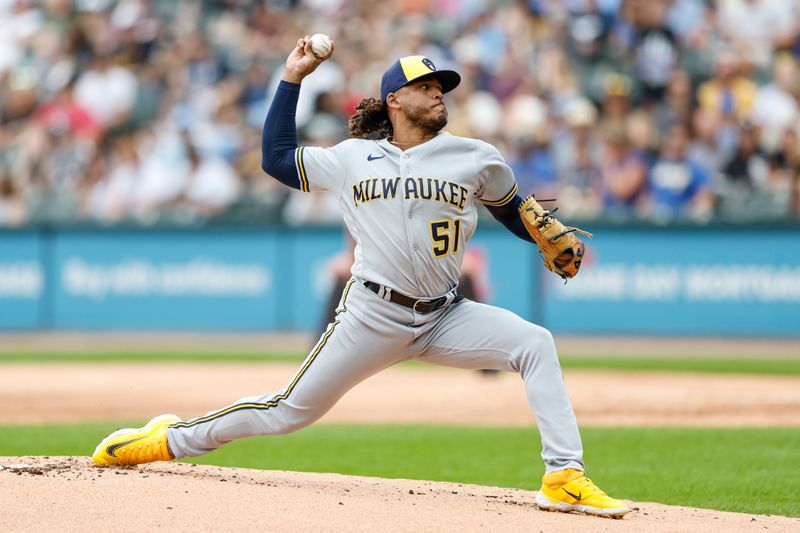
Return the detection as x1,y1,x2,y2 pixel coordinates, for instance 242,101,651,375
51,230,281,330
0,231,43,330
3,226,797,336
543,229,800,337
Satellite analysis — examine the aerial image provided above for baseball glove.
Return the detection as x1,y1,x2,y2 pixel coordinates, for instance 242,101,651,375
518,195,592,281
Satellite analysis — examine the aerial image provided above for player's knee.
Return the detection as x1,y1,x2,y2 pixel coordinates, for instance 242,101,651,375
274,419,313,435
532,325,556,352
266,405,320,435
514,324,557,370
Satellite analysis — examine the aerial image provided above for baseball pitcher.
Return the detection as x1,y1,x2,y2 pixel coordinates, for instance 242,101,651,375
92,35,629,519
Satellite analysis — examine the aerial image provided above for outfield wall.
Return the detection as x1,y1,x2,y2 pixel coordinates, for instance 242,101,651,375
0,226,798,337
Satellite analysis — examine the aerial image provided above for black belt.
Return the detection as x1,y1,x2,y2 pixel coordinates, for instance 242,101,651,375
363,281,452,314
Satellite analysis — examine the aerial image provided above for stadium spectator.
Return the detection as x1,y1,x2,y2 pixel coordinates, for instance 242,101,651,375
81,133,138,222
129,126,190,221
652,69,693,134
722,123,770,190
35,80,101,141
628,0,680,104
647,123,714,222
721,123,795,217
552,97,602,218
506,95,557,199
697,52,758,123
751,54,800,153
74,51,138,130
598,121,649,219
0,167,27,227
179,137,241,219
687,107,728,183
0,0,798,227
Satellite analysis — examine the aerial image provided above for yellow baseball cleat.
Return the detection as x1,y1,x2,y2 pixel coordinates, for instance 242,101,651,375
92,414,181,465
535,468,630,518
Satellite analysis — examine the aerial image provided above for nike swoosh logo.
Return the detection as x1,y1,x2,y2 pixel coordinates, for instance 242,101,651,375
562,488,582,501
106,436,146,457
367,154,385,161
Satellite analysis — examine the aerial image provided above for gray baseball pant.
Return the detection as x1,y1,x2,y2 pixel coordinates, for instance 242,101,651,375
167,278,584,473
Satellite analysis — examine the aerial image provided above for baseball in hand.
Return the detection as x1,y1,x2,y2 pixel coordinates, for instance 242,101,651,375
309,33,332,58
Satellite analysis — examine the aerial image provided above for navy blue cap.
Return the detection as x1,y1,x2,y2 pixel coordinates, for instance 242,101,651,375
380,56,461,101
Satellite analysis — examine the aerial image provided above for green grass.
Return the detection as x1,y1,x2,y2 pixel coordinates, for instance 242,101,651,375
2,422,798,517
2,351,800,375
558,356,800,375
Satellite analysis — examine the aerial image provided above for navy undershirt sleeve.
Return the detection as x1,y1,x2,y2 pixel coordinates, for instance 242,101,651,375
485,194,534,243
261,80,302,190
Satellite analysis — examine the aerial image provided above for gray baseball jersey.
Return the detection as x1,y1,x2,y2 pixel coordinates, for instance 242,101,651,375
167,132,584,474
296,132,517,297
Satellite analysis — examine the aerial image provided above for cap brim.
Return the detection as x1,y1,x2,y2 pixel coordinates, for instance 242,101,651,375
404,70,461,95
430,70,461,94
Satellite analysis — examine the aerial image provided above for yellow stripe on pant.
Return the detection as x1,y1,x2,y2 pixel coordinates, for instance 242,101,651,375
170,319,340,429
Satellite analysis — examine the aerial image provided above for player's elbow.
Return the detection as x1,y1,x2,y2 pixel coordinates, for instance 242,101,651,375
260,152,286,179
260,152,302,190
260,152,278,175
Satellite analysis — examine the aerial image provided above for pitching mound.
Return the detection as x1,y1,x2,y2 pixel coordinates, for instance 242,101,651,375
2,457,798,532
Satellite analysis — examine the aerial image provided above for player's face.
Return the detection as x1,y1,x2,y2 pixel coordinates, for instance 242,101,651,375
395,78,448,134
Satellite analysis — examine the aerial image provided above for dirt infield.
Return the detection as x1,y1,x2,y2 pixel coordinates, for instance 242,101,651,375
1,362,799,426
2,456,798,533
3,346,800,531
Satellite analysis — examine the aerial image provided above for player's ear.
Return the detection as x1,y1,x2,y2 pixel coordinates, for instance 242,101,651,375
386,92,401,110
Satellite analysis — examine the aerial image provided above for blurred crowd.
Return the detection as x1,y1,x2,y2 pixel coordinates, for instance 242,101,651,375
2,0,800,228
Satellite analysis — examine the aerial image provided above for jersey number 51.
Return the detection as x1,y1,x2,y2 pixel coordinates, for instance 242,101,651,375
430,219,462,258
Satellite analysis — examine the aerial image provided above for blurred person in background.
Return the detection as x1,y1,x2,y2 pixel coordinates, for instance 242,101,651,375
625,108,659,161
76,147,108,222
697,51,757,125
628,0,679,104
774,128,800,208
721,123,769,191
0,0,42,80
564,0,627,105
74,50,138,131
665,0,708,44
652,68,694,133
129,124,190,222
598,121,649,219
751,54,800,154
81,133,138,222
716,0,799,71
189,100,246,163
35,79,101,142
647,123,714,222
0,168,28,227
179,134,242,220
552,97,602,218
687,107,729,185
506,94,558,200
675,1,718,86
597,72,634,131
721,122,794,217
36,111,96,222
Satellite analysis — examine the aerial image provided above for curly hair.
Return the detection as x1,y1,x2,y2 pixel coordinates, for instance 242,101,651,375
348,97,392,140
